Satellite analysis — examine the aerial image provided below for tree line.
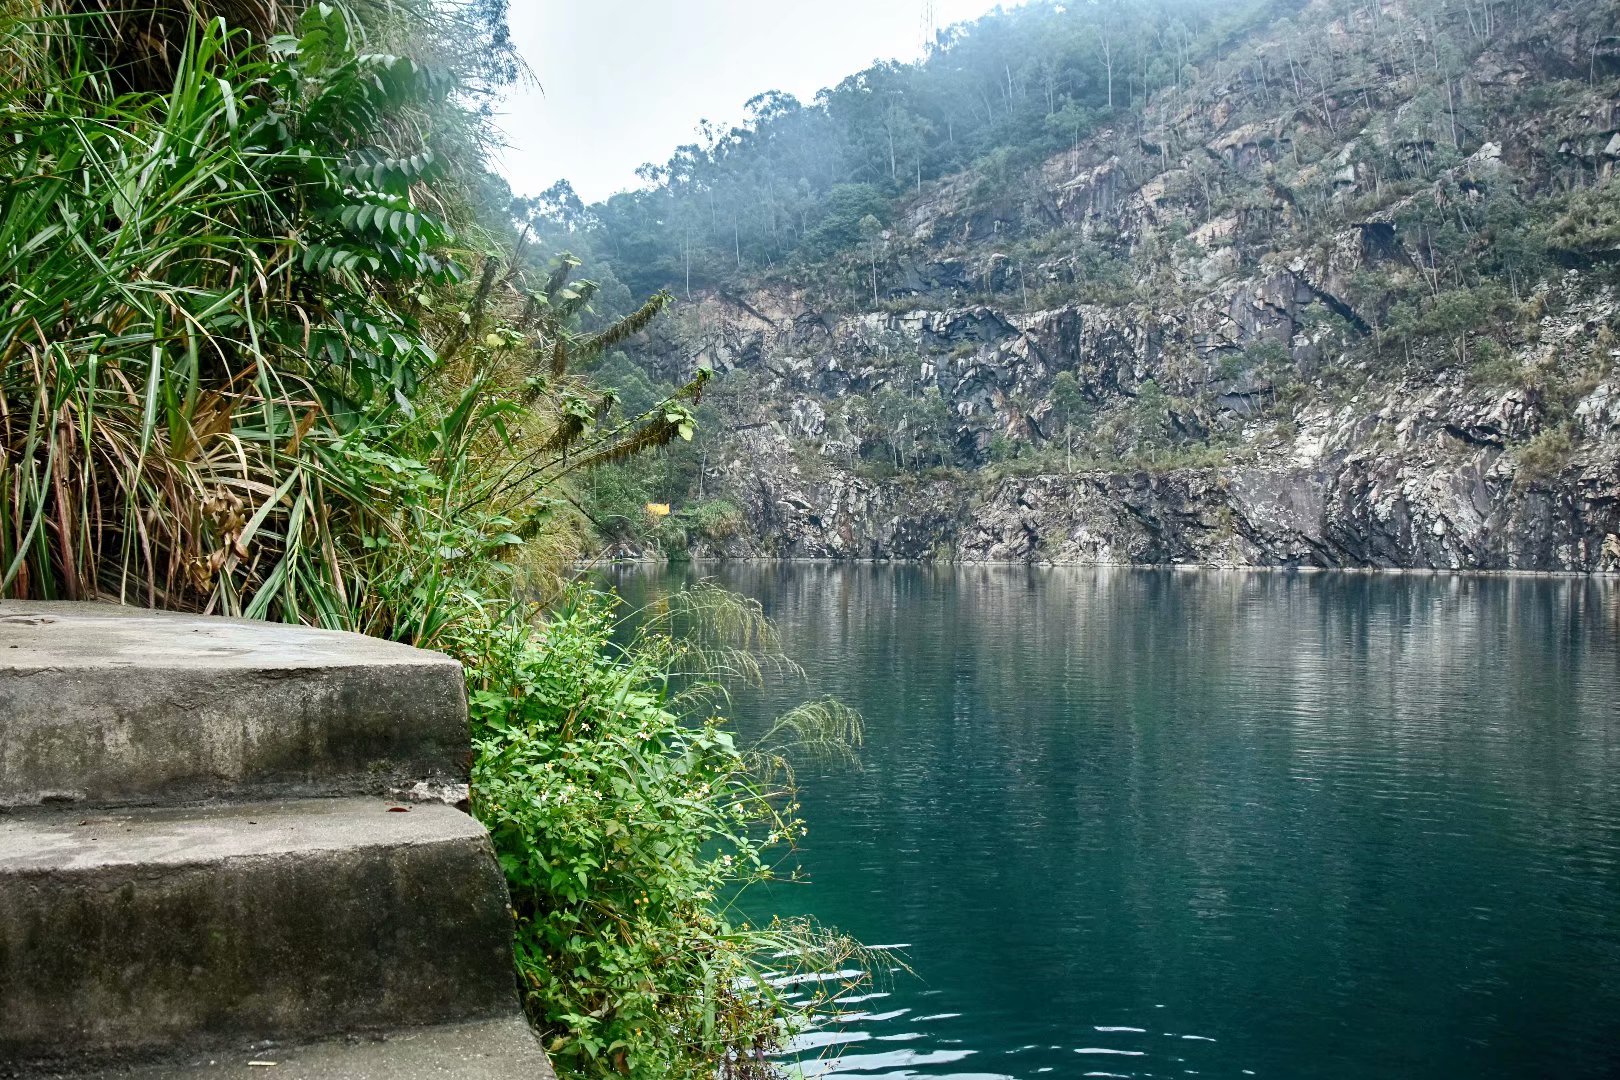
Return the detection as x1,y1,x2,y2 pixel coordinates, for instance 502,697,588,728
517,0,1297,302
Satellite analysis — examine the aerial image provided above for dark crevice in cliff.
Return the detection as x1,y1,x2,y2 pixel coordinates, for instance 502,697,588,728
1303,282,1372,337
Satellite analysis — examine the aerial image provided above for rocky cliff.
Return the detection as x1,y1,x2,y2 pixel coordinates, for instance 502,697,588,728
668,287,1618,570
616,0,1620,571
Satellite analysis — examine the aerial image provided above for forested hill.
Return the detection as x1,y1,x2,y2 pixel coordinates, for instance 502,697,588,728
534,0,1620,571
527,0,1314,301
534,0,1294,298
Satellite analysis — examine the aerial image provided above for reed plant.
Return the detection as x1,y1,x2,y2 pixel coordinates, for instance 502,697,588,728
0,3,459,617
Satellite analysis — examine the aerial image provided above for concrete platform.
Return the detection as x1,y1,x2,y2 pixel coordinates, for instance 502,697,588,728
10,1017,557,1080
0,602,469,807
0,799,518,1068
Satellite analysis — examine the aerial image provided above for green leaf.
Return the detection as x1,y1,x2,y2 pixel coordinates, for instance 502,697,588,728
217,79,238,130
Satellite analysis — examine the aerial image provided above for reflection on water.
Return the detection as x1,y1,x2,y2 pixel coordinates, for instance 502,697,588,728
610,565,1620,1080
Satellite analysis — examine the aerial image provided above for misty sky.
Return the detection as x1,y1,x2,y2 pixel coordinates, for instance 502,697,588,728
496,0,1018,204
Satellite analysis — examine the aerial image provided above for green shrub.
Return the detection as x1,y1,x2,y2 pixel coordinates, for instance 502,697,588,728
687,499,747,542
1466,338,1522,387
463,588,871,1080
986,433,1019,462
1514,425,1576,486
801,184,890,258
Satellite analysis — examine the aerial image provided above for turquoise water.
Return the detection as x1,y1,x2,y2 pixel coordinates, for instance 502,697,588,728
609,565,1620,1080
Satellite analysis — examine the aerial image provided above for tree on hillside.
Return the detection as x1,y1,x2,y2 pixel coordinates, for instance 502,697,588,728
1049,371,1093,470
859,214,885,303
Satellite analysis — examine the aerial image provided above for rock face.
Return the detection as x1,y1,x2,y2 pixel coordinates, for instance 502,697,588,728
695,423,1620,572
623,0,1620,572
660,285,1620,571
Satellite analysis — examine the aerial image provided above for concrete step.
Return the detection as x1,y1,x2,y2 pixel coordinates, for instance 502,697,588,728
9,1016,557,1080
0,602,469,809
0,798,520,1070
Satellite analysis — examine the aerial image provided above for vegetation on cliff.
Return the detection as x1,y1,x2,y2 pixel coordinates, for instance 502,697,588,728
0,3,864,1076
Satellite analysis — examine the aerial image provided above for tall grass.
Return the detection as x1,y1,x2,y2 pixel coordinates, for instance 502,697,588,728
0,4,455,617
0,2,702,630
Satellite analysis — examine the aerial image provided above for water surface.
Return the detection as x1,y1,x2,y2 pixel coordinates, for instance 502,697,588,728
611,565,1620,1080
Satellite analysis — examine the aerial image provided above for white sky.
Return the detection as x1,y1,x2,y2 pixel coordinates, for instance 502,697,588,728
496,0,1018,203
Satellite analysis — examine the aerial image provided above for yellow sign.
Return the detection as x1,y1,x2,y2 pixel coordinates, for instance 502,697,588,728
645,503,671,518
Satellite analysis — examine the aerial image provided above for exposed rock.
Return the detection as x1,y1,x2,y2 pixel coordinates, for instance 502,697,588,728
676,290,1620,571
625,0,1620,573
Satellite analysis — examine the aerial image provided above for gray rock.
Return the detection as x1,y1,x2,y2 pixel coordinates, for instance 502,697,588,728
667,286,1620,571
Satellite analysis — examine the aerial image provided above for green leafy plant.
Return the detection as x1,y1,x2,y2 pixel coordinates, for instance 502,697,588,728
686,499,746,543
462,586,873,1080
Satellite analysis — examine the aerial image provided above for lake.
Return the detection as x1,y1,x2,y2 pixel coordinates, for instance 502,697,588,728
608,564,1620,1080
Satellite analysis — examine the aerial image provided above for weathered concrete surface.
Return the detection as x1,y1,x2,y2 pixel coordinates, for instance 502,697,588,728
0,603,469,808
0,799,518,1069
11,1017,557,1080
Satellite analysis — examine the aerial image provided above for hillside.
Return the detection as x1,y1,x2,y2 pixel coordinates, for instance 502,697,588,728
541,0,1620,571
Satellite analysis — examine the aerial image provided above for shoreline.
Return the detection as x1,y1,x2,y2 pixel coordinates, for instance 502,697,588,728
590,556,1620,582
